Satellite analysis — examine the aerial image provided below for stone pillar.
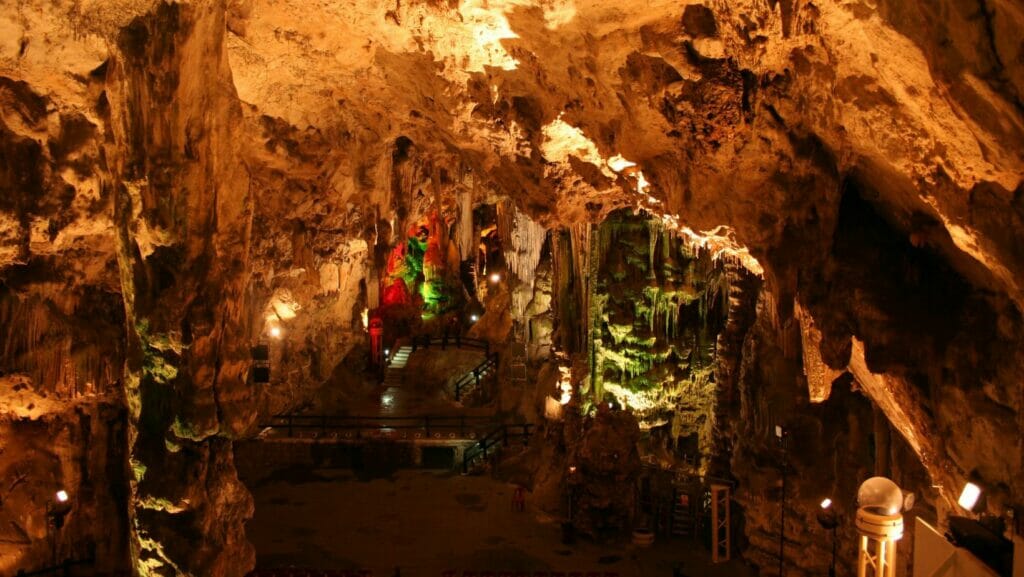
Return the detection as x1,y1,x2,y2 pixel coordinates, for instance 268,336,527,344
106,1,255,575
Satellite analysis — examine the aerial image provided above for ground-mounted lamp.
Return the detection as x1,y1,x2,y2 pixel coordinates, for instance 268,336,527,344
489,273,501,284
269,325,282,339
945,481,1015,576
470,314,479,323
856,477,904,577
817,498,839,577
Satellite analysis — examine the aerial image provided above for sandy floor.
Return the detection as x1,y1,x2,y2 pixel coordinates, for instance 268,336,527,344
246,469,753,577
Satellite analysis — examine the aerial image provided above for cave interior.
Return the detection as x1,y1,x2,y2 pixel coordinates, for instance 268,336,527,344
0,0,1022,576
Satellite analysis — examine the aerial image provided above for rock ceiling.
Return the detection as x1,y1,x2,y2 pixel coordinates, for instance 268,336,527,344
3,0,1022,295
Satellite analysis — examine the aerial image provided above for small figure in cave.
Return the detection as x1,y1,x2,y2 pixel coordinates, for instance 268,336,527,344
512,485,526,512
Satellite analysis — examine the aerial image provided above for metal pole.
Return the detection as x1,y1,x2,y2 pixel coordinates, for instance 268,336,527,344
830,525,837,577
779,445,786,577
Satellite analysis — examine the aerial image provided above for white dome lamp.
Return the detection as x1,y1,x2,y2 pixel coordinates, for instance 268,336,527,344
856,477,905,577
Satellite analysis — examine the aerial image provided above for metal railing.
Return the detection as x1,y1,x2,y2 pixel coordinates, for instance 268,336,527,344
462,423,534,474
410,334,490,354
453,352,499,402
259,414,501,440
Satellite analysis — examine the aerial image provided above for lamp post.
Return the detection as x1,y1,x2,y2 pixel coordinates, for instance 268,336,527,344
855,477,904,577
46,490,71,565
817,498,839,577
775,425,789,577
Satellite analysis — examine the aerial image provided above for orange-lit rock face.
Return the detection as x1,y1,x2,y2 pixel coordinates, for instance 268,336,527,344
0,0,1022,575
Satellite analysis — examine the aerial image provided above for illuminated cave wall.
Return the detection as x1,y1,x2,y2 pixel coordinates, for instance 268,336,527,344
381,212,463,321
592,210,729,470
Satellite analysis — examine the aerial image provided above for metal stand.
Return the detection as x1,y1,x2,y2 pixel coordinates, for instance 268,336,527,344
711,483,731,563
856,508,903,577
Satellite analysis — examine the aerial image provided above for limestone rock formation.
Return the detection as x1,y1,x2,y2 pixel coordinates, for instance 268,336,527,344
0,0,1021,575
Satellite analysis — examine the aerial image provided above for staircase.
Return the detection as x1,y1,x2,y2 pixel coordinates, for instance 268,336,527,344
383,345,412,387
452,352,499,402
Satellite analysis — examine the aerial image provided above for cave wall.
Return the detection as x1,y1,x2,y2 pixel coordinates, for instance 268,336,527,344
0,391,129,574
724,180,1023,575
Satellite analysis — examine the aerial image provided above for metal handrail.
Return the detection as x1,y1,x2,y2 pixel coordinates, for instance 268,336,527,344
410,334,490,354
461,423,534,474
260,414,501,439
453,352,500,401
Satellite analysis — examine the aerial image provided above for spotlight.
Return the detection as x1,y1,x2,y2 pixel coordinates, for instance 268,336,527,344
958,482,981,512
774,425,787,439
48,490,72,529
817,497,839,577
569,466,577,474
470,314,479,322
269,326,282,338
489,273,501,283
384,348,390,356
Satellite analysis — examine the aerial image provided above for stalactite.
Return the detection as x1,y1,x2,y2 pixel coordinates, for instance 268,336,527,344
0,293,118,399
647,218,661,279
457,171,475,262
499,201,548,321
570,223,591,353
588,224,603,399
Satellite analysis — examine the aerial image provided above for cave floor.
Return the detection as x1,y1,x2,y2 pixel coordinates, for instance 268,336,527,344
246,469,753,577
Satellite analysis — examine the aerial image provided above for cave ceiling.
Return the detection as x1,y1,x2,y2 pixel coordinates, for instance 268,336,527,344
1,0,1022,305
